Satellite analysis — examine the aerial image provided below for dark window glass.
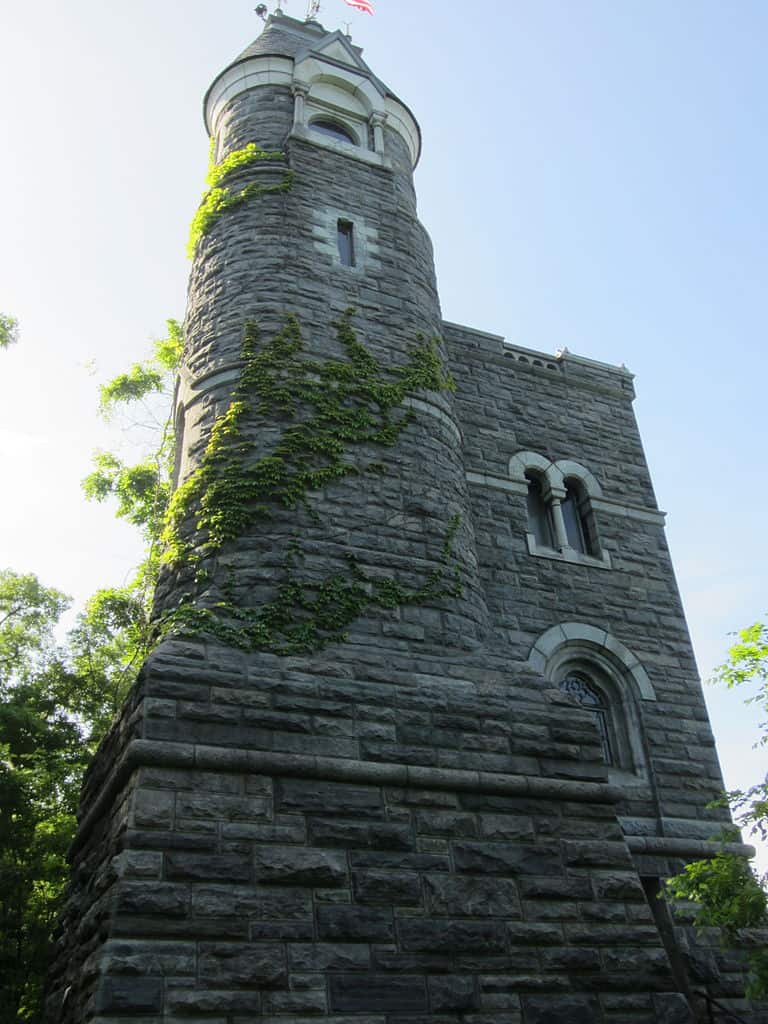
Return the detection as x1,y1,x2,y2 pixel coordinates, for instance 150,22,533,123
562,479,594,555
337,220,355,267
561,483,586,553
172,404,185,490
310,119,356,145
559,674,613,764
525,472,554,548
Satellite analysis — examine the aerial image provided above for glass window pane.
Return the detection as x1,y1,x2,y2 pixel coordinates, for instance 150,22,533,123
559,674,613,764
562,486,586,553
310,119,356,145
526,473,553,548
337,220,355,267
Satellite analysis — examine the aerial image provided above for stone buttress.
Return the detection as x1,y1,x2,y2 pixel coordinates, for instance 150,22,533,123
45,15,767,1024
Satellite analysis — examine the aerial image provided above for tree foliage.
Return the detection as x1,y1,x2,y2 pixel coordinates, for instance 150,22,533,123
666,619,768,998
82,320,182,640
0,572,83,1020
0,312,19,349
0,321,181,1020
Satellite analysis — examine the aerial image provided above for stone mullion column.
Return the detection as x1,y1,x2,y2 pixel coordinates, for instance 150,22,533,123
548,488,569,551
370,113,386,154
292,82,308,131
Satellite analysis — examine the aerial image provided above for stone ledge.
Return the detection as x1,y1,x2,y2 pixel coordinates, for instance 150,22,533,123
625,835,754,860
70,737,623,858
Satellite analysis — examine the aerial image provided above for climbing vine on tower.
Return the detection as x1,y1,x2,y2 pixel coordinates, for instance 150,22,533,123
187,140,294,256
159,310,462,654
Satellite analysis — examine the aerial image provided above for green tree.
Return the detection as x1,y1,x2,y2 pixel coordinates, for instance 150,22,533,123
0,313,19,349
82,319,182,617
0,572,81,1021
0,322,183,1019
666,620,768,998
0,566,151,1021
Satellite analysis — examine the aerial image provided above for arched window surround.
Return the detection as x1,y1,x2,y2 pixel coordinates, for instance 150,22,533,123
528,622,655,783
291,59,395,164
509,451,610,568
308,116,360,147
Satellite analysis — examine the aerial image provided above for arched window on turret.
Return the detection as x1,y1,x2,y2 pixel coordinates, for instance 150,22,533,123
525,471,554,549
309,118,358,146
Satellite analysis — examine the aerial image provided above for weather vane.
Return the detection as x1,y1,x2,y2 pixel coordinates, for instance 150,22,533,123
306,0,321,18
254,3,268,19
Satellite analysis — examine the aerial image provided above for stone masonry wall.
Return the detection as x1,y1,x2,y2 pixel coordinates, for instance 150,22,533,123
44,23,766,1022
443,322,730,836
48,635,705,1024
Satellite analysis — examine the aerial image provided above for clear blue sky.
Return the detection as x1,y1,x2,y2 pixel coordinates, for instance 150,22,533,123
1,0,765,866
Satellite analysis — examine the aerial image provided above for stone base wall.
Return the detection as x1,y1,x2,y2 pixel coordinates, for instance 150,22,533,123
45,639,766,1024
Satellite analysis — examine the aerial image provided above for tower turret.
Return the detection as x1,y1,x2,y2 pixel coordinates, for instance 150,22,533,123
157,12,487,653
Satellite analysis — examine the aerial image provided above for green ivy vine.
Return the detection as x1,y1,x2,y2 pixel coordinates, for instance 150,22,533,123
159,311,462,654
187,141,294,257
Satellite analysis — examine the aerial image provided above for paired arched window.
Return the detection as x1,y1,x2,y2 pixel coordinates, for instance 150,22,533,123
514,453,607,566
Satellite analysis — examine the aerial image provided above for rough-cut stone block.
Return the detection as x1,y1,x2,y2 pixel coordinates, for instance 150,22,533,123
477,814,535,840
94,978,163,1014
310,818,413,850
329,974,428,1012
517,876,592,900
253,847,347,887
316,905,395,941
652,993,695,1023
176,793,271,822
352,869,422,905
428,975,479,1011
398,919,508,954
190,886,310,919
96,940,196,977
424,874,521,917
198,943,286,987
132,789,175,829
115,850,163,879
521,995,601,1023
165,853,251,882
288,943,371,971
454,841,561,876
116,883,187,916
166,988,263,1014
591,872,646,901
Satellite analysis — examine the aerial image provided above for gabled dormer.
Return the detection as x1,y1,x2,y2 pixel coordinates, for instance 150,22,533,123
204,13,420,168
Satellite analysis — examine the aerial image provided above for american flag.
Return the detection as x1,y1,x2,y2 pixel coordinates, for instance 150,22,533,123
344,0,375,13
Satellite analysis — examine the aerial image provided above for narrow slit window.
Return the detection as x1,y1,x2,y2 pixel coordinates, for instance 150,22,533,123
337,220,355,267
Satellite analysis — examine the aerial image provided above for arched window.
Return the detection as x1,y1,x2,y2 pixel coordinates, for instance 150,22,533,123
510,452,609,566
525,471,554,549
559,673,613,764
309,118,358,146
561,478,595,556
529,623,654,781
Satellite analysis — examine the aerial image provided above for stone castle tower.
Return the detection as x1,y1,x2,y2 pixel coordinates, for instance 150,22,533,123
46,14,763,1023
